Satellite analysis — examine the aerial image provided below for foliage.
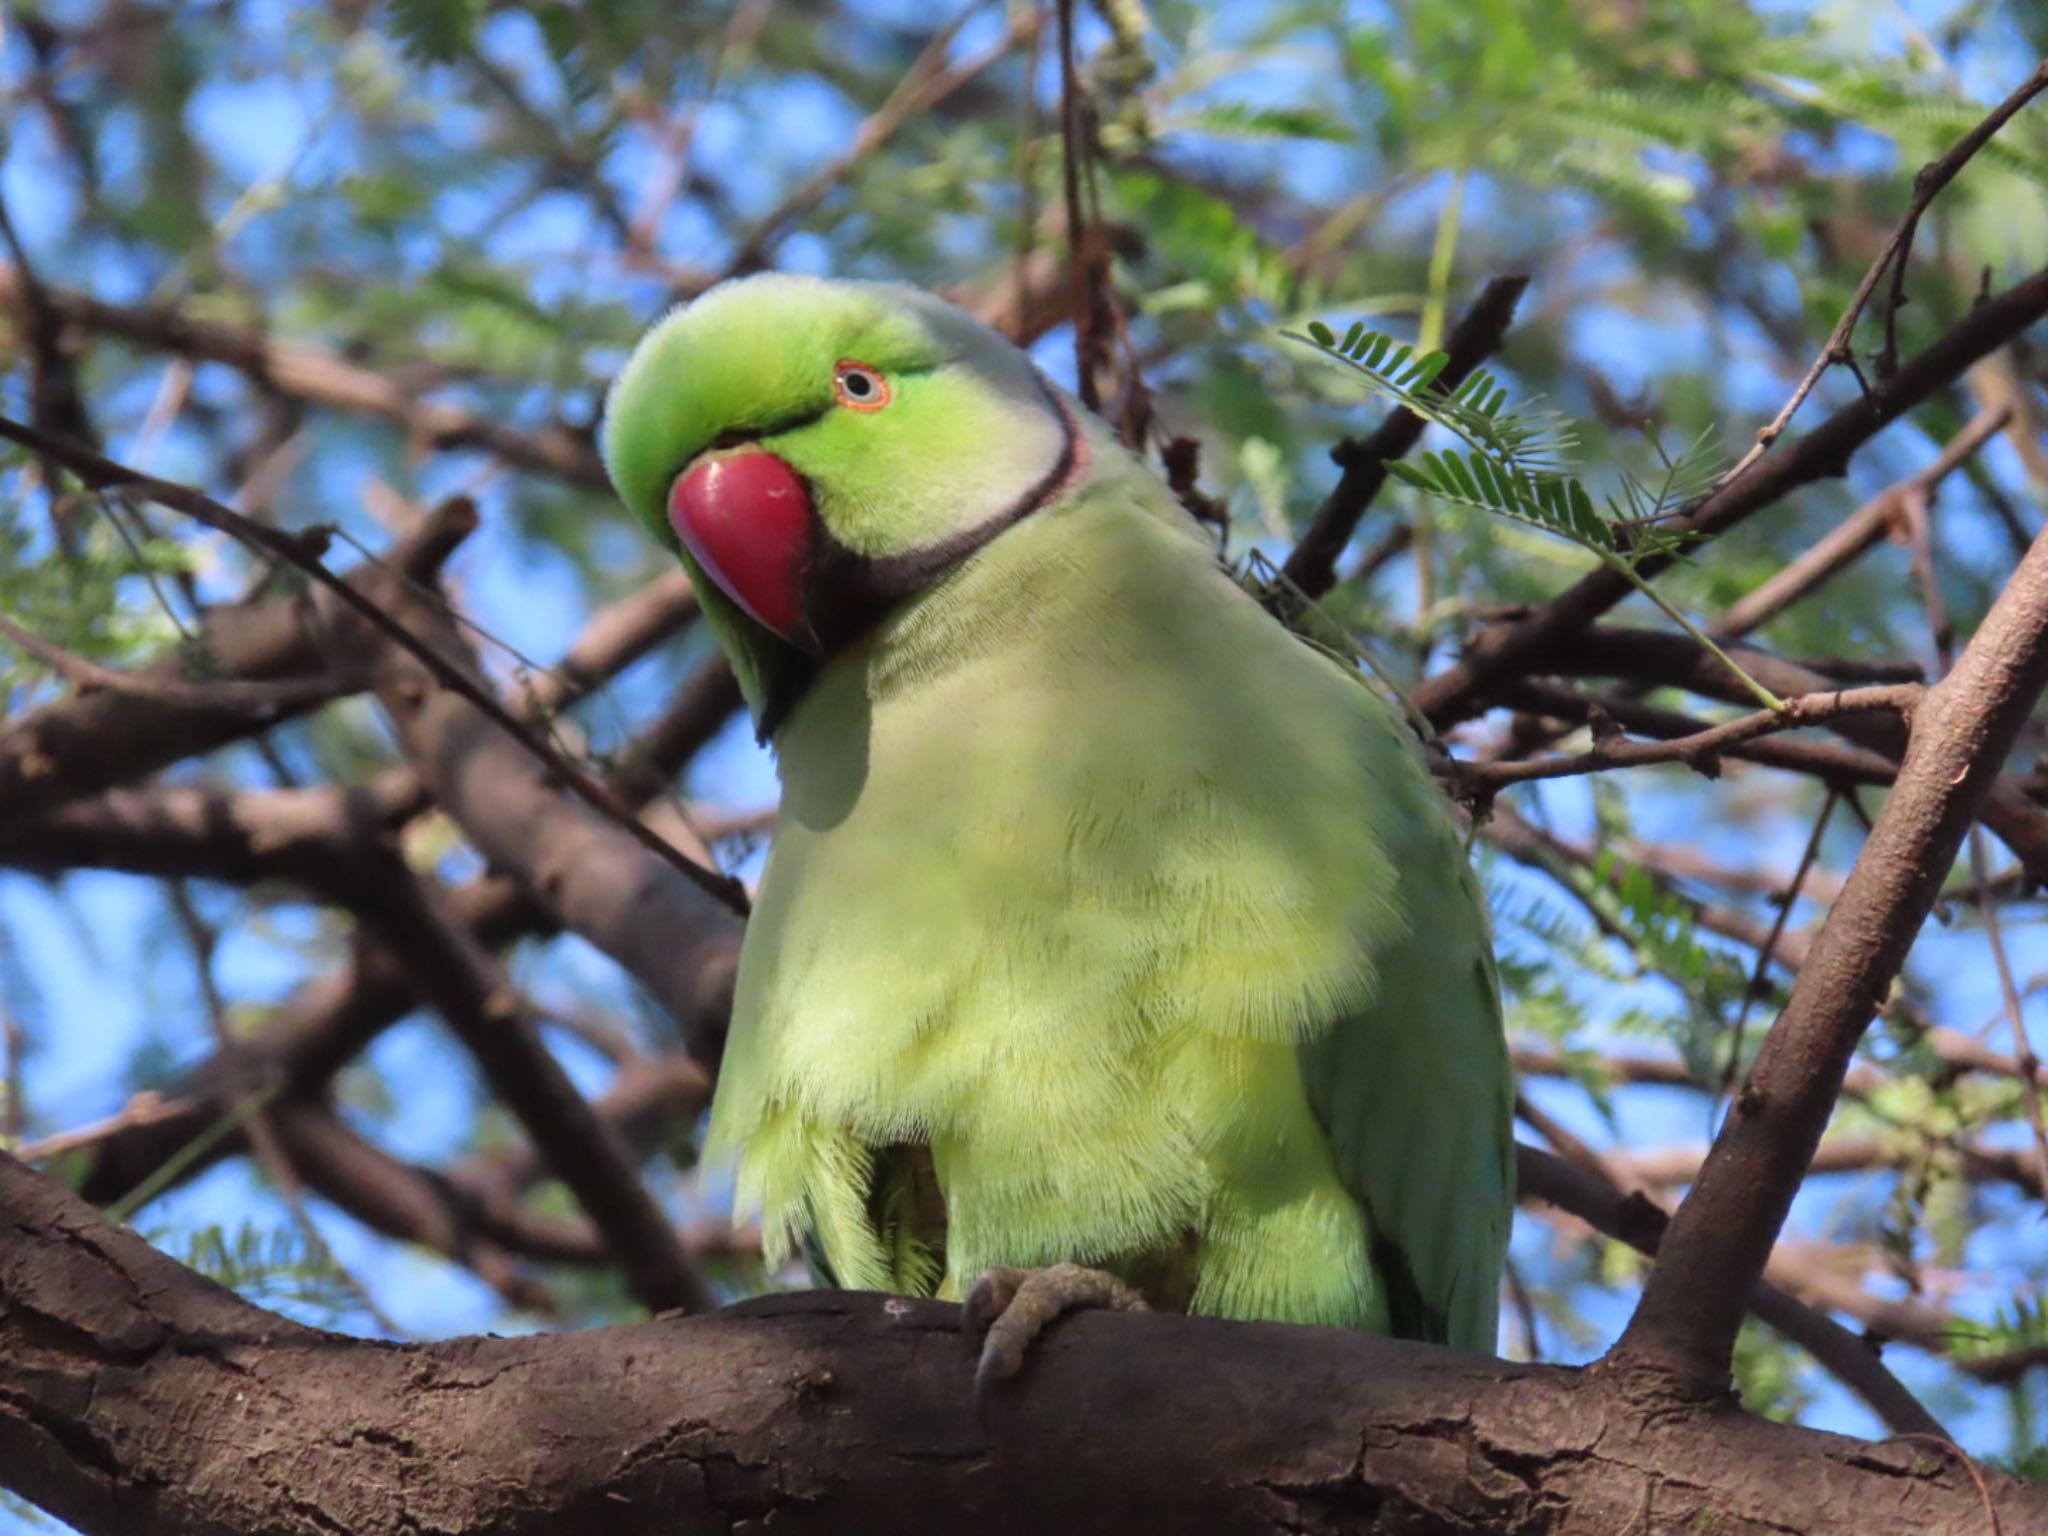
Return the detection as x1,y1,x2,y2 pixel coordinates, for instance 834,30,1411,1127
1288,320,1779,706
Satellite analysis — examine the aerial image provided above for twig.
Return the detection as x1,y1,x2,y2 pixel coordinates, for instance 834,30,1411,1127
1605,1132,2041,1200
1719,60,2048,487
0,485,471,828
1456,685,1917,792
15,1092,197,1163
699,4,1031,285
0,184,97,456
165,881,404,1336
0,1007,20,1150
1055,0,1111,416
0,267,608,486
1711,404,2011,641
1484,797,1805,968
623,0,777,265
0,415,751,917
102,1084,283,1225
0,609,337,710
1878,62,2048,380
1503,1257,1543,1362
1720,790,1838,1095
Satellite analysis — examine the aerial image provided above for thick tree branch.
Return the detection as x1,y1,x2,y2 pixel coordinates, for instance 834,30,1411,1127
2,1151,2040,1536
1612,515,2048,1390
0,773,424,889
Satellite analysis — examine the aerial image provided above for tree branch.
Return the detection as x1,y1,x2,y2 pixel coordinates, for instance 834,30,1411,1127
1722,59,2048,473
0,500,473,826
1414,261,2048,727
1513,627,2048,881
0,418,750,913
357,564,744,1064
0,264,609,485
62,649,741,1212
345,857,714,1315
1710,402,2010,640
2,1150,2040,1536
1515,1145,1950,1439
693,7,1038,289
1611,515,2048,1390
1456,683,1917,792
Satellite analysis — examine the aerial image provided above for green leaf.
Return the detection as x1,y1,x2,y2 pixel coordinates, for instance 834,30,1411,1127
386,0,484,65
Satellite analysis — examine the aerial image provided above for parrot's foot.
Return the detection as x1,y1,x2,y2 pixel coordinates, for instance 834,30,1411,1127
962,1262,1149,1412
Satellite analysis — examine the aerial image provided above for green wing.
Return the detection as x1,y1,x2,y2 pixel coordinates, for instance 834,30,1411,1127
1300,763,1513,1352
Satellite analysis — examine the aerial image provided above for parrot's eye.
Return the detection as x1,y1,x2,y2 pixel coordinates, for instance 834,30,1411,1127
833,360,892,412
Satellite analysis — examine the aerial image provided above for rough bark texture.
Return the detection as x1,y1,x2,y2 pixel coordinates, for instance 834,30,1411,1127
1,1153,2041,1536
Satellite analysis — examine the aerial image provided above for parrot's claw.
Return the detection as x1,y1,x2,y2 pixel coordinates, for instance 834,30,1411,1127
962,1262,1149,1420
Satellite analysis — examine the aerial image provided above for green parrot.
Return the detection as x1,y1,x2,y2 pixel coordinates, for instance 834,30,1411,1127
603,275,1512,1374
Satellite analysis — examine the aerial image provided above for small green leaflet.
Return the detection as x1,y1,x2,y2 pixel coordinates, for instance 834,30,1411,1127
1288,318,1782,711
1289,320,1671,554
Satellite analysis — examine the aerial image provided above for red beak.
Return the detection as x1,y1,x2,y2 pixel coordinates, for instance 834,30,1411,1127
668,450,812,640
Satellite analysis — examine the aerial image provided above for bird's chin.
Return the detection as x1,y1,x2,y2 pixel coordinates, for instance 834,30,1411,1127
748,629,826,744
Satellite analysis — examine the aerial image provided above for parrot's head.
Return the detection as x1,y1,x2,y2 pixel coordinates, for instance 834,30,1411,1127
603,274,1081,737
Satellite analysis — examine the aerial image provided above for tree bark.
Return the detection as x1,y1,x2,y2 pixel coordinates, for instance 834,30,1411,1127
2,1153,2040,1536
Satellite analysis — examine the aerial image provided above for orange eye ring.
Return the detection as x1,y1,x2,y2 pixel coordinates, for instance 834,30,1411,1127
834,359,892,412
